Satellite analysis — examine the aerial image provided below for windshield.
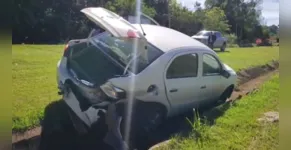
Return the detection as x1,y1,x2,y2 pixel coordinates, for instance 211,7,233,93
196,31,210,36
90,32,164,74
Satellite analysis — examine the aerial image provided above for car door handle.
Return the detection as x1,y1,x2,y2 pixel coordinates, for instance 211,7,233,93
169,88,178,93
200,85,206,89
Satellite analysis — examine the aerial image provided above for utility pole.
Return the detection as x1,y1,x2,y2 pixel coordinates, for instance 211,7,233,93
168,0,171,28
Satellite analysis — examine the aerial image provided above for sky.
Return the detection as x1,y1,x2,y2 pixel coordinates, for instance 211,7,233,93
177,0,279,26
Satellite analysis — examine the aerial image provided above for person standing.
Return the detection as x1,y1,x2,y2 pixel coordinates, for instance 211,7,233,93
208,32,213,49
212,32,217,48
208,31,216,49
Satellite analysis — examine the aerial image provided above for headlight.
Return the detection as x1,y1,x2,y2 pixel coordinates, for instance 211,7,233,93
100,82,126,100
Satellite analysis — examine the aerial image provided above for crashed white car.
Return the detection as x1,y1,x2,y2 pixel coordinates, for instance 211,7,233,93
56,7,237,139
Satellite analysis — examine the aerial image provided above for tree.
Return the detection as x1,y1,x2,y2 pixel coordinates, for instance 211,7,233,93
262,25,270,39
168,0,203,35
143,0,169,26
202,7,230,33
204,0,262,41
105,0,156,17
269,24,279,36
13,0,266,44
13,0,156,44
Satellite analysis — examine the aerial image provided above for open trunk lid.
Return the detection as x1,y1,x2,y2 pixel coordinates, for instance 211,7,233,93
81,7,149,68
81,7,144,39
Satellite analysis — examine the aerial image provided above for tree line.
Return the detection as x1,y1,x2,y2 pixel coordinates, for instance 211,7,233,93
13,0,279,44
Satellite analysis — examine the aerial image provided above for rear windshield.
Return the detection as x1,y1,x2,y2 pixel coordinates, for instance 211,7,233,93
90,32,164,74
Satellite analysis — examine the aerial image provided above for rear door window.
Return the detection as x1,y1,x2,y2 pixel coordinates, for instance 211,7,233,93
166,53,198,79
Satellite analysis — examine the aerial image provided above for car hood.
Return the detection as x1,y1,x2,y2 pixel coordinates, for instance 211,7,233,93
191,35,208,39
223,63,236,75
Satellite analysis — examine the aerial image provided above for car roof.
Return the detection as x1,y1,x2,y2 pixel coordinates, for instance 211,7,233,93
199,30,219,32
132,24,210,52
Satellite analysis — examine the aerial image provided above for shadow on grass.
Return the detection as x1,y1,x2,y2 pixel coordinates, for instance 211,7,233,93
13,100,67,150
201,101,233,125
214,50,230,53
38,100,111,150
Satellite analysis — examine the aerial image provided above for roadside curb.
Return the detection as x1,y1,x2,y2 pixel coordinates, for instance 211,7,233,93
12,127,41,144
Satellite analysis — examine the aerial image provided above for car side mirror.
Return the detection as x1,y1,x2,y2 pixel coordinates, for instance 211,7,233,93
220,69,230,78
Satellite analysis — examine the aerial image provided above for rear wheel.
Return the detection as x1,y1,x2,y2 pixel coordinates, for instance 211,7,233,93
221,43,226,52
116,101,166,149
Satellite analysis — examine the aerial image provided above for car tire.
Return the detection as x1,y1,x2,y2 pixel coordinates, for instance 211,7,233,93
219,85,234,103
221,43,226,52
198,85,234,112
116,101,166,149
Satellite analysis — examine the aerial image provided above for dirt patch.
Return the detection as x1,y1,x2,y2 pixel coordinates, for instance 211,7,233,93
236,60,278,86
258,111,279,123
12,60,279,150
228,69,278,102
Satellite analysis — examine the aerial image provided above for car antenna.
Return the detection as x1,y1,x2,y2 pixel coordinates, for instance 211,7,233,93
139,13,146,36
139,22,146,36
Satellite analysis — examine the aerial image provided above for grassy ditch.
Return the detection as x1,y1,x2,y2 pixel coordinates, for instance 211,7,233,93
158,74,279,150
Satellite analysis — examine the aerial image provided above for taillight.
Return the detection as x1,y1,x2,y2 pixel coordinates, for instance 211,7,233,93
63,44,70,57
64,44,69,51
127,29,140,38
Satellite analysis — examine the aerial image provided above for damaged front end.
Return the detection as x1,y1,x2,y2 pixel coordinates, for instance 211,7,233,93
63,82,128,150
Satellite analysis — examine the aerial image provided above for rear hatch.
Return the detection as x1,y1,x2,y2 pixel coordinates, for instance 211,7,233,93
80,7,148,55
67,42,125,87
66,7,154,87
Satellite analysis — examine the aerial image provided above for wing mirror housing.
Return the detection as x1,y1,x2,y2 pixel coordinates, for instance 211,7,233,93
220,69,231,78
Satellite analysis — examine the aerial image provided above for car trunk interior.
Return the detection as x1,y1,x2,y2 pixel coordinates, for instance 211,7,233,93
68,43,124,86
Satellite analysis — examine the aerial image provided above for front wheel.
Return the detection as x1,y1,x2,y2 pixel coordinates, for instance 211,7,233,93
221,43,226,52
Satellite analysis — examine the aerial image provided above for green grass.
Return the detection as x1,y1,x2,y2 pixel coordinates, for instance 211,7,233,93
216,47,279,71
12,45,279,132
12,45,63,131
159,74,279,150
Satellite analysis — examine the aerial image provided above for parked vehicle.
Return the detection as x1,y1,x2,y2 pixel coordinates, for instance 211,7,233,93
53,7,237,147
192,30,228,51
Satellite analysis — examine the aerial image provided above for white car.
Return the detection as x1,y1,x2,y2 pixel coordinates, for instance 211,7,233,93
192,30,228,51
55,7,237,141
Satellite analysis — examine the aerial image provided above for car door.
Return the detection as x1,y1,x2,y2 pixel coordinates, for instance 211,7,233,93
199,53,225,103
164,52,202,115
214,32,223,48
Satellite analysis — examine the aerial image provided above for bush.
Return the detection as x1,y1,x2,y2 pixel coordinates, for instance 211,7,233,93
257,39,273,46
225,34,238,47
238,39,254,47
